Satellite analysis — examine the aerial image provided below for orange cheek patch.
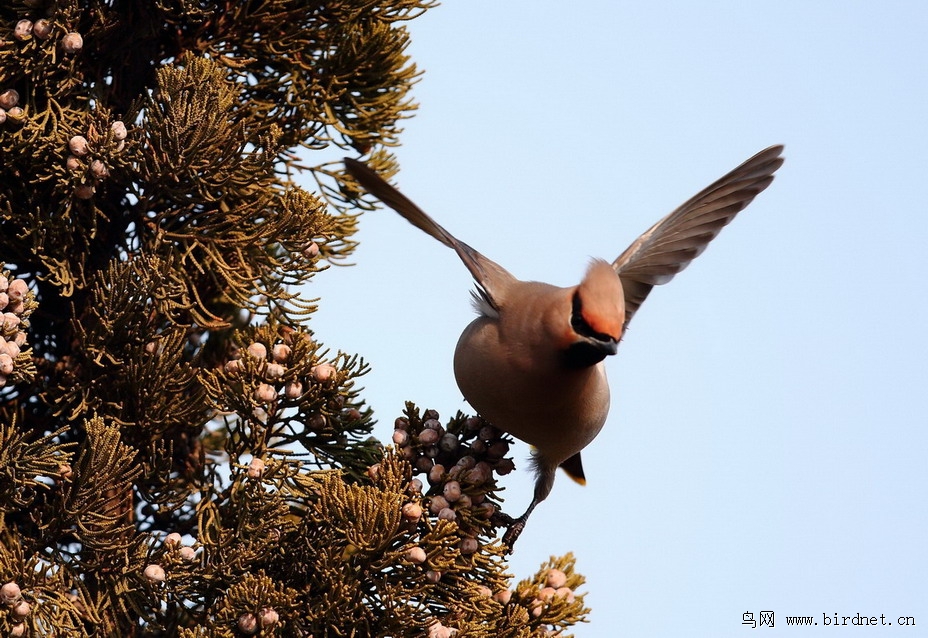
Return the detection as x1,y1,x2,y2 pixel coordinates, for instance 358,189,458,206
582,308,623,340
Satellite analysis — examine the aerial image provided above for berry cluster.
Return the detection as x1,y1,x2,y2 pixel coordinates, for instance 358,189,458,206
496,571,573,606
525,568,578,617
0,274,34,388
427,619,458,638
12,16,81,51
1,582,31,637
0,88,24,125
65,121,127,200
4,17,84,128
163,532,198,563
394,410,513,502
141,533,199,593
386,408,517,568
236,608,279,635
224,340,352,424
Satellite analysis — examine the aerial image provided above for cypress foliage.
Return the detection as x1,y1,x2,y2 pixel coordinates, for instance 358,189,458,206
0,2,590,635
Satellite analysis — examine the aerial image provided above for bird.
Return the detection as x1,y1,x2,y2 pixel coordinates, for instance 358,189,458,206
344,145,784,549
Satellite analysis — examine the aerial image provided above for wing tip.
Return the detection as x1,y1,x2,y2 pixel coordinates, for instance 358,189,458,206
758,144,785,159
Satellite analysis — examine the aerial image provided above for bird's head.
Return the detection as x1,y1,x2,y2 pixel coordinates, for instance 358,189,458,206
562,260,624,368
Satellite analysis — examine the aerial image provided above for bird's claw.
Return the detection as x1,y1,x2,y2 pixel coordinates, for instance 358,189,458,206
501,518,526,553
491,511,516,527
490,511,524,553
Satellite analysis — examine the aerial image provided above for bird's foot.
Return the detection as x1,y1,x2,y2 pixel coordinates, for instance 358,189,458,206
501,517,527,553
491,511,516,527
493,499,540,553
490,511,524,553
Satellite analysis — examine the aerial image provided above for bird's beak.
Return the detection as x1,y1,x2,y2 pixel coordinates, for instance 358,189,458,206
600,338,618,357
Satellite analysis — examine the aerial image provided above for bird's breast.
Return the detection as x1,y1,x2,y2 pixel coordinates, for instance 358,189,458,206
453,315,611,465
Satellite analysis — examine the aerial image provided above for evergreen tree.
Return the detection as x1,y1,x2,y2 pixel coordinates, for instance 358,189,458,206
0,2,590,635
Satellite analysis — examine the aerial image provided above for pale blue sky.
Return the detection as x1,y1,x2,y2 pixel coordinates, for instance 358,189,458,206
304,3,927,635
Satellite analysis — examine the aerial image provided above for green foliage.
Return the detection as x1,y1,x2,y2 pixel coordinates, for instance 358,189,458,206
0,1,591,636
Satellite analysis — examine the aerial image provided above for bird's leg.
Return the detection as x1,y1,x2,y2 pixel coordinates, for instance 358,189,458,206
498,458,557,552
500,499,538,550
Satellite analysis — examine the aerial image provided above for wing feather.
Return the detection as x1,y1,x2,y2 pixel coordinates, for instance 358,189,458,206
344,158,515,311
612,145,784,328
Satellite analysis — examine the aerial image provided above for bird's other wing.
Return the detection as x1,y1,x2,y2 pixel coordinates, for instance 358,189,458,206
611,145,784,329
345,158,516,312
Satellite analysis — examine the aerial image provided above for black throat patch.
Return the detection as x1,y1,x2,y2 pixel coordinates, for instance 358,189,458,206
562,340,611,369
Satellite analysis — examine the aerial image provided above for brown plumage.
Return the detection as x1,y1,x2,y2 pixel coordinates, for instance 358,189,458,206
345,145,784,549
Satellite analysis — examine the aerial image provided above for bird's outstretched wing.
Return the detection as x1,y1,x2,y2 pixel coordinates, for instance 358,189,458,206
612,145,784,329
345,158,515,312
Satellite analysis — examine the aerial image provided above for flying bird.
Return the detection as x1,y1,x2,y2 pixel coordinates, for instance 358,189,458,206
345,145,784,549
